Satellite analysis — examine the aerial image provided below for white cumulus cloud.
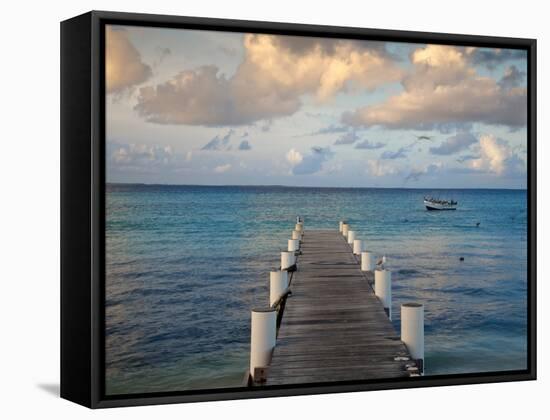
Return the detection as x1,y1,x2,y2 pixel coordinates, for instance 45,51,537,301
106,27,152,94
135,35,402,126
111,143,173,165
286,147,333,175
214,163,232,173
343,45,526,131
286,148,304,166
467,135,524,175
366,160,399,177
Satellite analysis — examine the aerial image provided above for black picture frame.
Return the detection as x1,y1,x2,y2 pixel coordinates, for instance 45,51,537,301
60,10,537,408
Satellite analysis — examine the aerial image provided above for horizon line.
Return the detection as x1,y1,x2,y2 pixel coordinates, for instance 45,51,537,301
106,181,527,191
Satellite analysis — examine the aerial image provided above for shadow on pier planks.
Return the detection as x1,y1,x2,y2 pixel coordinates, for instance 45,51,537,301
266,230,415,385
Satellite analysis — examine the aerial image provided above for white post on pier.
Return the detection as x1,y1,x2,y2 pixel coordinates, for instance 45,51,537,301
281,251,295,270
339,221,346,232
250,308,277,382
342,224,349,238
269,270,289,307
374,269,392,319
401,303,424,374
353,239,365,255
361,251,376,271
288,239,300,252
295,223,303,232
291,230,301,240
347,230,356,245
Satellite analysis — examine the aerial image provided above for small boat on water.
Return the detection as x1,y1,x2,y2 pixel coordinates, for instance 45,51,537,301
424,196,457,211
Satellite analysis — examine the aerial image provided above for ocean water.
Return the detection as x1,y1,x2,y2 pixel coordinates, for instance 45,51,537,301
105,184,528,395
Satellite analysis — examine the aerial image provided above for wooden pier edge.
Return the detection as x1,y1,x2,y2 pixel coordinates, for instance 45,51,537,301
246,224,421,387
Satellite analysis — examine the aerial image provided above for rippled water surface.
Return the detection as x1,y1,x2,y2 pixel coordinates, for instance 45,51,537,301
105,184,527,394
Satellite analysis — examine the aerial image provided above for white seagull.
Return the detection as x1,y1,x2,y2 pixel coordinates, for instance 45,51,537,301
377,255,387,268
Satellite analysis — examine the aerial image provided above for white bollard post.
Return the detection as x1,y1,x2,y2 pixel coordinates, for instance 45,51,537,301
339,221,345,232
361,251,376,271
347,230,356,245
401,303,424,373
374,269,392,319
295,223,303,232
291,230,301,240
250,308,277,381
269,270,289,307
342,224,349,237
281,251,295,270
288,239,300,252
353,239,365,255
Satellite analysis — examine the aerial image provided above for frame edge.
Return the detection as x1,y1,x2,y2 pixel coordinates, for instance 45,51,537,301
70,9,537,408
60,11,94,408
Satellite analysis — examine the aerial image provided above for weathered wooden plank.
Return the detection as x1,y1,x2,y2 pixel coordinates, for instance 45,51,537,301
266,229,414,386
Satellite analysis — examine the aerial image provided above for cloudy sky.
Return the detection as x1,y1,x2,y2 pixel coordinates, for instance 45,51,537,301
106,25,528,189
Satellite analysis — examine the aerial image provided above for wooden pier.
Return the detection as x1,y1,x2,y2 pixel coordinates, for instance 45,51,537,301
264,229,418,385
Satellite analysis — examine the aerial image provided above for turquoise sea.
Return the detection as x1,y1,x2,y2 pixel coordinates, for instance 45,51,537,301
105,184,528,395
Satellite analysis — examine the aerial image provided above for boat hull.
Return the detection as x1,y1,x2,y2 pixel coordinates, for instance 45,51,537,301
425,205,456,211
424,200,457,211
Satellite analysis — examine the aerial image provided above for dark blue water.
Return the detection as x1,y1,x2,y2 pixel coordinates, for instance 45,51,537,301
105,184,527,394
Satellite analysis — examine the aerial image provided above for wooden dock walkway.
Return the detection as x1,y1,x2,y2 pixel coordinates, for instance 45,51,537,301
266,230,416,385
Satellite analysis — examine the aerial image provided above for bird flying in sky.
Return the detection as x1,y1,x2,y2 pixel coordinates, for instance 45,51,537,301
416,135,433,141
